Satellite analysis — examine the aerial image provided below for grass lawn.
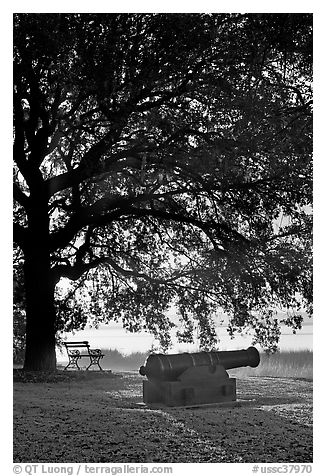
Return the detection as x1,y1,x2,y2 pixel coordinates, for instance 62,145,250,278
13,369,312,463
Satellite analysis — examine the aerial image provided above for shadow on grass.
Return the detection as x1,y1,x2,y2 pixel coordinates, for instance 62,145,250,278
13,368,120,383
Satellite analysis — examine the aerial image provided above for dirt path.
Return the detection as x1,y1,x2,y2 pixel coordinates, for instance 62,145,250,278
13,372,312,463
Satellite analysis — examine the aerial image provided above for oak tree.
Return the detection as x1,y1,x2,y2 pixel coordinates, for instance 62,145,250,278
13,13,312,370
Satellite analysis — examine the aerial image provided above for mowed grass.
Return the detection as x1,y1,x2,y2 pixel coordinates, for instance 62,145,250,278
14,372,313,462
61,348,312,380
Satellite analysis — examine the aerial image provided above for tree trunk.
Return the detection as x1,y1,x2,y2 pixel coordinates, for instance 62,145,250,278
23,251,57,371
23,200,57,371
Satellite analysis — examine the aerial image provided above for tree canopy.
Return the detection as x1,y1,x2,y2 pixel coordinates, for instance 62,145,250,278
13,13,312,368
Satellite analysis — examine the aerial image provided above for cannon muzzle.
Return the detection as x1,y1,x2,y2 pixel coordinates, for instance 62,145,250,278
139,346,260,381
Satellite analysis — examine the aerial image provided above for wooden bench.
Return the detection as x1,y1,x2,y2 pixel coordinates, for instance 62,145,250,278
63,341,105,371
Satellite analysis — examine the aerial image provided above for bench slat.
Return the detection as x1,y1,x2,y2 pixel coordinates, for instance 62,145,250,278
64,341,89,346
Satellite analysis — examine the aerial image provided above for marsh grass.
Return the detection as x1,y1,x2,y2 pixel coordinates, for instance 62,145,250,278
99,348,149,371
94,348,313,379
229,349,313,379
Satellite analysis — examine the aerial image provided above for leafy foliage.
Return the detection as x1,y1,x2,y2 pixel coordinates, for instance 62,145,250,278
13,251,26,364
13,14,312,354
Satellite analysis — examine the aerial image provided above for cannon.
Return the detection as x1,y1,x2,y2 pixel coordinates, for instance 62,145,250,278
139,346,260,407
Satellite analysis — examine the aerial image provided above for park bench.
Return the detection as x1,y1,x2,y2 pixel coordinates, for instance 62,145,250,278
63,341,105,371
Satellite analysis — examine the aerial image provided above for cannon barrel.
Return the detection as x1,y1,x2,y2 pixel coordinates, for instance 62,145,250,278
139,346,260,381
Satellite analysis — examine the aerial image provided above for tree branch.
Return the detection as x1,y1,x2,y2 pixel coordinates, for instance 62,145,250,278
13,92,29,181
49,189,186,251
45,142,147,198
13,183,30,209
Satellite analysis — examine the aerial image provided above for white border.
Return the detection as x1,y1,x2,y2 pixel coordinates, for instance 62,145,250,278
4,4,325,473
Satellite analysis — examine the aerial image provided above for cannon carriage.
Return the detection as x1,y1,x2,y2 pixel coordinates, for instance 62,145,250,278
139,346,260,407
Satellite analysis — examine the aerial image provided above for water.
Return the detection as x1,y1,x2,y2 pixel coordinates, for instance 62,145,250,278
57,320,312,361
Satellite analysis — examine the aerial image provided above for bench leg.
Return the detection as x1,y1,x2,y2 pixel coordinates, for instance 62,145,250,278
64,357,81,371
86,356,104,371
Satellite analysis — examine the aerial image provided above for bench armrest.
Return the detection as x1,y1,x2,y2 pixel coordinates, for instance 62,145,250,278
67,349,81,356
89,348,105,356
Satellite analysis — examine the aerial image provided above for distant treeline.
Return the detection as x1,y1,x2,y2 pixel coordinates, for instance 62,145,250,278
100,349,149,370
